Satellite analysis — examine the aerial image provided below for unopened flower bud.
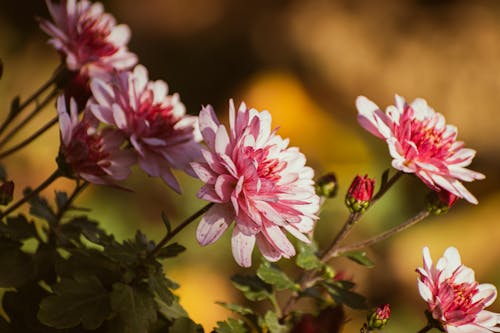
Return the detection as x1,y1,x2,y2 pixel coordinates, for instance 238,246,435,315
426,190,458,215
316,172,338,198
0,181,14,205
367,304,390,330
345,174,375,213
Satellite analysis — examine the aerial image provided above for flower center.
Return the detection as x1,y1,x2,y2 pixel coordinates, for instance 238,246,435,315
244,146,285,181
76,14,118,61
402,106,454,161
439,276,482,326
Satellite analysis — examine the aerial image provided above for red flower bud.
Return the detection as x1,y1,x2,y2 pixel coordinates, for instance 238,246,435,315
367,304,390,330
345,174,375,213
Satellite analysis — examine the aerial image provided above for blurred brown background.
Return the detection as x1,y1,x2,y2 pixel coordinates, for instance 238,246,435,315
1,0,500,331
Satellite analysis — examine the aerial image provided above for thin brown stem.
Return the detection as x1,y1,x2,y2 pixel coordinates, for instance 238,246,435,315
0,170,61,219
332,209,430,257
281,171,404,317
0,89,58,149
147,203,214,260
417,324,433,333
0,65,64,136
0,115,58,159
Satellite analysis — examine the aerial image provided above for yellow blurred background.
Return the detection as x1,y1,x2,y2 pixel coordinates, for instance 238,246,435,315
1,0,499,331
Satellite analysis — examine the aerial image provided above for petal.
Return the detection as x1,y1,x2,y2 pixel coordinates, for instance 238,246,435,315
196,204,233,246
356,96,391,139
231,226,256,267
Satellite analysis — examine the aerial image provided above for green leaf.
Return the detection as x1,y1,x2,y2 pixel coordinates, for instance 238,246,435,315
323,281,367,309
216,302,253,316
343,251,375,268
257,261,298,291
215,318,247,333
264,311,288,333
161,211,171,235
157,298,188,321
0,238,35,287
0,214,38,240
156,242,186,259
61,216,112,246
170,317,204,333
231,274,272,301
296,243,323,270
24,188,55,224
111,282,157,333
55,191,69,211
148,267,178,305
38,275,111,329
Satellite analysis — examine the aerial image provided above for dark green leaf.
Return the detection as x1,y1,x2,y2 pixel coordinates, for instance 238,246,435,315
257,261,298,291
161,211,171,235
24,188,55,224
110,282,157,333
157,298,188,321
56,249,122,286
0,214,38,240
323,282,367,309
264,311,288,333
148,268,177,305
34,243,60,284
3,284,52,332
343,251,375,268
170,317,204,333
215,318,247,333
231,274,272,301
0,238,35,287
55,191,69,211
62,216,111,246
156,243,186,259
216,302,253,316
296,243,323,270
38,275,111,329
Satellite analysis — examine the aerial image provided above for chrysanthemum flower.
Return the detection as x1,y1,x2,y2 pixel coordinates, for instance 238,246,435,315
417,246,500,333
39,0,137,77
191,100,320,267
88,65,202,193
57,95,135,185
356,95,485,204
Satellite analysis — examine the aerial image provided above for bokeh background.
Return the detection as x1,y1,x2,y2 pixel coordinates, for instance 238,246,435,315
1,0,500,331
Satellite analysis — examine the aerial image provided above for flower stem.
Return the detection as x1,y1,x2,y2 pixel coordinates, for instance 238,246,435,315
0,88,59,149
147,202,214,259
417,324,433,333
0,65,64,137
332,209,430,256
0,169,61,219
321,171,404,262
0,115,58,159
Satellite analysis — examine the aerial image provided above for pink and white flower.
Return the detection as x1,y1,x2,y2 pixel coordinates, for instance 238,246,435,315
192,100,320,267
356,95,485,204
57,95,135,185
88,65,202,193
417,246,500,333
39,0,137,77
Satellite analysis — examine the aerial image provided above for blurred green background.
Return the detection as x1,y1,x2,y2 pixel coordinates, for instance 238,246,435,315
1,0,500,331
